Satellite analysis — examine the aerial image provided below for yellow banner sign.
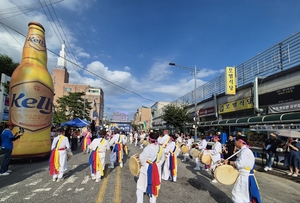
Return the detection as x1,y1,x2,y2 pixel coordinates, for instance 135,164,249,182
218,97,253,114
225,67,236,95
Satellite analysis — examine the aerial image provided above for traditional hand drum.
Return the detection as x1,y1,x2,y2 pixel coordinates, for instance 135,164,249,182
181,145,189,154
143,140,149,146
190,148,201,159
200,150,211,165
129,153,141,176
214,164,239,185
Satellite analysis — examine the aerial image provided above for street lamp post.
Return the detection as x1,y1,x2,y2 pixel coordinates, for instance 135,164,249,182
169,62,200,142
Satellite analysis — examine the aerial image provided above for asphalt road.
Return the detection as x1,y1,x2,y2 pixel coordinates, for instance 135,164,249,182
0,143,299,203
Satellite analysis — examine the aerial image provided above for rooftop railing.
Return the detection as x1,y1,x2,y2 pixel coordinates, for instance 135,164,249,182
173,32,300,106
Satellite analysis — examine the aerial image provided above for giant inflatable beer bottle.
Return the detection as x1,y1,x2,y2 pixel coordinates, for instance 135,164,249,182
9,22,54,157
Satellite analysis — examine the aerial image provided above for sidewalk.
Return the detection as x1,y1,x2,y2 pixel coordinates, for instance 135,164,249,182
255,157,300,183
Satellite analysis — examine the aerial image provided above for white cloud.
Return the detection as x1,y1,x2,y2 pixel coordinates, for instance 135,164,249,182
124,66,130,71
196,68,224,78
77,52,90,58
147,60,173,82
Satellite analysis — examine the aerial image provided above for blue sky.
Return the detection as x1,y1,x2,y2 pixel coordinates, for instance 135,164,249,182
1,0,300,120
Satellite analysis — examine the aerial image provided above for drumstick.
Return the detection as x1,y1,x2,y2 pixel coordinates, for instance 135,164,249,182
225,150,242,161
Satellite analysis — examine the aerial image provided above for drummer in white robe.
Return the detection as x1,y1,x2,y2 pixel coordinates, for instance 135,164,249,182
50,128,71,182
134,131,139,146
224,139,259,203
157,129,170,148
136,132,164,203
175,133,183,154
88,130,110,182
208,136,222,183
109,128,127,168
162,134,180,182
194,134,208,170
182,135,192,162
139,131,146,149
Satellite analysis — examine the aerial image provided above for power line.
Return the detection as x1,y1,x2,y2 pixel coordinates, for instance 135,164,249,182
0,0,64,20
0,21,156,103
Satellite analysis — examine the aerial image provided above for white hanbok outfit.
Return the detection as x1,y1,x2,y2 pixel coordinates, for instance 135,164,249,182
209,141,222,171
139,133,146,148
176,136,183,154
136,143,164,203
158,134,170,148
134,133,138,146
194,139,208,170
51,135,71,180
182,138,192,161
232,146,255,203
109,133,127,168
157,134,170,165
162,141,180,182
129,133,133,144
88,137,110,181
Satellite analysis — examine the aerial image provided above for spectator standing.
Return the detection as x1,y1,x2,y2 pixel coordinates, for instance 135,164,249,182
223,135,236,161
0,122,23,176
263,133,282,171
283,137,300,177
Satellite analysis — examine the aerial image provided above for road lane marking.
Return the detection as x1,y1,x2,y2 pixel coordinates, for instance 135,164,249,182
52,175,78,196
26,178,42,186
24,193,36,200
32,188,51,192
74,188,84,193
95,167,111,203
114,166,121,203
0,191,18,202
81,175,90,184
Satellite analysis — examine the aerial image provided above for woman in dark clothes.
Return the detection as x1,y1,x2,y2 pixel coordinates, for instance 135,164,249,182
283,137,300,177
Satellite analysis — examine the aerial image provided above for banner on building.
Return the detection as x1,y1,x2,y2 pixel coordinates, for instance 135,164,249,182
260,85,300,106
225,67,236,95
218,97,253,114
268,100,300,114
198,107,215,117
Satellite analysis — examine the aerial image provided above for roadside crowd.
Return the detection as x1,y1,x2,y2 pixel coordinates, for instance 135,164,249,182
1,122,300,203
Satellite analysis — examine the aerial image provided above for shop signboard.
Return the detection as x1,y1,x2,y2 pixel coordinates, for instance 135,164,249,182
218,97,253,114
225,67,236,95
198,107,215,117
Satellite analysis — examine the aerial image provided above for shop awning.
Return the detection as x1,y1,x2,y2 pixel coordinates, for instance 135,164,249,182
198,112,300,126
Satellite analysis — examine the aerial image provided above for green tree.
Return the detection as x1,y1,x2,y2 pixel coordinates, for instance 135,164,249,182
161,104,192,132
53,92,92,125
0,54,19,94
131,123,138,131
0,54,19,77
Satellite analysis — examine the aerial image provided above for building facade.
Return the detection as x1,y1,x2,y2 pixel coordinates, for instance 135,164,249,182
133,107,152,131
51,44,104,126
170,31,300,146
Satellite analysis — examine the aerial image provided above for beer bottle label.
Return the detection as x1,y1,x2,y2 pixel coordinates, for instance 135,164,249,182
27,33,46,51
10,81,53,132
